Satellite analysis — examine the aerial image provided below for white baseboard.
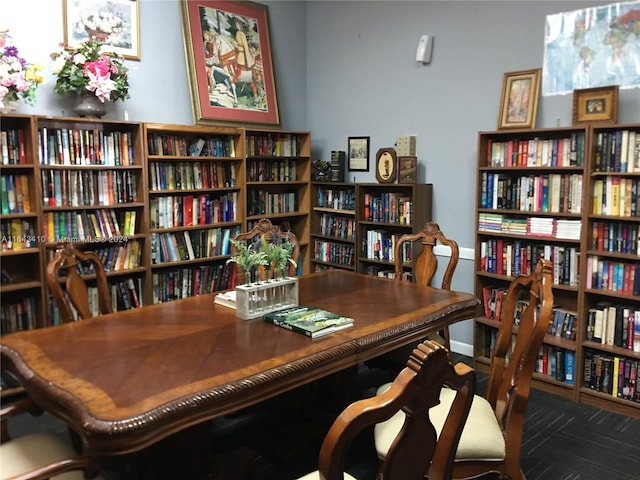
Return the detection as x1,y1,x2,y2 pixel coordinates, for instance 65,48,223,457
450,340,473,358
433,245,474,261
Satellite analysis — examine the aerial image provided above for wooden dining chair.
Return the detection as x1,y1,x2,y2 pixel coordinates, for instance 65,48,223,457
297,339,475,480
0,396,102,480
374,258,554,480
233,218,300,284
395,221,459,351
46,242,113,324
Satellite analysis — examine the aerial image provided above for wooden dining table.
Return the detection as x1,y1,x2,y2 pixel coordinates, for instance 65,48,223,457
0,270,479,457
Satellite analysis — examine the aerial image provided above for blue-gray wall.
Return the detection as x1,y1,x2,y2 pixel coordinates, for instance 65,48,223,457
5,0,640,353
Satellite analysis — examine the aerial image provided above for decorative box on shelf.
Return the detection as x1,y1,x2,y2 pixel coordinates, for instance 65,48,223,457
235,277,299,320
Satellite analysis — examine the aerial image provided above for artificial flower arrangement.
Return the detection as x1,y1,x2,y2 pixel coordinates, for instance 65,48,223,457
50,37,129,103
0,32,45,109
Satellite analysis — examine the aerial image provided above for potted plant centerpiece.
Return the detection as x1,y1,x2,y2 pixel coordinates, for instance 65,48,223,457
50,37,129,118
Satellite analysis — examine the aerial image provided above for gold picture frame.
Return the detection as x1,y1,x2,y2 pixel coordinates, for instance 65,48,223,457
181,0,279,126
572,85,619,125
497,68,541,130
63,0,140,60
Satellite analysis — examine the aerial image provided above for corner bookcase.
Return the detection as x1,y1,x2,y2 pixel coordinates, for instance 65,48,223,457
473,125,640,418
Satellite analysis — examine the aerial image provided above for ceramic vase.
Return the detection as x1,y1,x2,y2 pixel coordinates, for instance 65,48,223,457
74,91,107,118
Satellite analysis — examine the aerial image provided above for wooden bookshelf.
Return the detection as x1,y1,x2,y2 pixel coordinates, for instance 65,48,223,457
356,183,432,280
1,114,44,332
143,123,245,304
243,128,311,274
310,181,357,272
473,125,640,418
0,116,315,331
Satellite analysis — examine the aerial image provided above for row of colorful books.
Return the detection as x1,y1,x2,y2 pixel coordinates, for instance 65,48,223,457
591,221,639,255
0,174,31,214
478,213,581,240
42,210,137,243
150,226,239,264
586,303,640,352
313,239,355,266
485,133,585,168
245,133,302,157
318,213,356,241
362,193,413,225
246,159,298,182
149,192,238,229
148,160,237,191
247,190,298,216
480,172,583,214
479,240,579,286
316,187,356,211
592,176,639,217
585,257,640,296
39,127,134,166
593,129,640,173
1,128,26,165
1,296,36,334
583,349,640,402
146,134,235,158
41,169,138,207
1,218,38,250
151,264,235,304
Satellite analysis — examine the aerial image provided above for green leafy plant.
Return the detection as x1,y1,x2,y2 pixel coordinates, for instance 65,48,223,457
227,239,265,284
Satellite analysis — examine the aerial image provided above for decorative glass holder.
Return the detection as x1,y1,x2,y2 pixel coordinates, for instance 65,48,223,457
235,277,299,320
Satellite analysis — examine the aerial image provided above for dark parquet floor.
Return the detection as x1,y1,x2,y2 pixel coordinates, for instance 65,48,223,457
6,355,640,480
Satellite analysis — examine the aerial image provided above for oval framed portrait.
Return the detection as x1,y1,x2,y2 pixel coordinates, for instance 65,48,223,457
375,148,397,183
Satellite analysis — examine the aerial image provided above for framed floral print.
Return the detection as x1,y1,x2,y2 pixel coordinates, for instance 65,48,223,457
63,0,141,60
572,85,619,125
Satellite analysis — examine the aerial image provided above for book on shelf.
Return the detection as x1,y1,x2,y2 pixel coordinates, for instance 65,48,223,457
214,290,237,309
263,305,354,338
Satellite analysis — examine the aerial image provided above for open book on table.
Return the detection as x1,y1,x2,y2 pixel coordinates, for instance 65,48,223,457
263,305,354,338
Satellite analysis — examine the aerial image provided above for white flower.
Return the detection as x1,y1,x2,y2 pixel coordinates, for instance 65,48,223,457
51,55,66,74
73,53,87,65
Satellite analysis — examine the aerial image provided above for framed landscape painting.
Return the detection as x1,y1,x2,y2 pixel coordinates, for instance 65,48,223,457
181,0,279,126
63,0,140,60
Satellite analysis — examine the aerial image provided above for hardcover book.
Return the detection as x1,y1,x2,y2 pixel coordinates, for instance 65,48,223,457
263,305,354,338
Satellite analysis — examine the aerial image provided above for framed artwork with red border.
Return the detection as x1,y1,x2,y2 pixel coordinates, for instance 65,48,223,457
181,0,279,126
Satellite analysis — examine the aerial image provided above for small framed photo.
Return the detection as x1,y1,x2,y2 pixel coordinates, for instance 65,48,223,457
398,156,417,184
348,136,370,171
63,0,141,60
497,68,541,130
572,85,619,125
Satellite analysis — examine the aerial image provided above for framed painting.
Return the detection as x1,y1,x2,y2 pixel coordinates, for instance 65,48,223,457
572,85,619,125
63,0,140,60
497,68,541,130
348,136,369,171
181,0,279,126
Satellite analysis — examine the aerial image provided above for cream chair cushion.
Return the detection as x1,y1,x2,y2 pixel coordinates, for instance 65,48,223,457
374,384,506,462
298,471,357,479
0,432,103,480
